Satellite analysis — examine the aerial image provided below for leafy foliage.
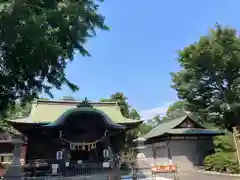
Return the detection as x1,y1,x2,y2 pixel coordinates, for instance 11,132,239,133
171,24,240,130
136,122,152,136
213,134,235,153
111,92,130,118
146,115,161,127
204,152,239,173
171,25,240,172
0,102,31,133
100,92,153,151
100,92,131,118
204,133,238,173
129,108,152,136
100,92,133,119
162,101,187,121
166,101,186,116
61,96,76,101
129,108,140,120
0,0,108,115
101,92,153,136
100,92,139,155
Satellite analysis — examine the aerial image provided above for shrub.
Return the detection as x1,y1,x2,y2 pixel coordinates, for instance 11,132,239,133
213,134,235,153
204,152,240,173
204,133,240,174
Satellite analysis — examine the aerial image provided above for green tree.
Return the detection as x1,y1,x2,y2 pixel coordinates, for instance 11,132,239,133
6,103,31,120
0,0,108,115
127,108,140,137
128,108,152,135
99,98,110,102
100,92,152,135
137,123,152,136
162,101,187,121
100,93,151,151
213,134,235,153
39,97,50,100
147,114,161,127
129,108,140,119
166,101,185,116
100,92,130,117
153,114,161,124
62,96,76,101
171,24,240,130
100,92,130,118
111,92,130,117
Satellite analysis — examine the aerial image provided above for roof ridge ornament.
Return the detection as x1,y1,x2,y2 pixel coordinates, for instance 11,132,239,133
76,97,93,108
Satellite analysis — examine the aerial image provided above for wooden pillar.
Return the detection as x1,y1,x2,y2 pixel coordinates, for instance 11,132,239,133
166,140,172,164
233,127,240,170
152,144,156,165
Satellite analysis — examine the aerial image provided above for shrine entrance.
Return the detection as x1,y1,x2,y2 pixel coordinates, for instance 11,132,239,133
70,149,91,161
69,141,105,162
55,106,122,176
59,111,112,164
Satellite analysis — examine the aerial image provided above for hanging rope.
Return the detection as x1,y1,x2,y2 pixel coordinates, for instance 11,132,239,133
61,130,108,151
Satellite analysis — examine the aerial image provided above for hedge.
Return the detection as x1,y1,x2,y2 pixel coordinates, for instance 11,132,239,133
204,152,239,173
203,133,240,174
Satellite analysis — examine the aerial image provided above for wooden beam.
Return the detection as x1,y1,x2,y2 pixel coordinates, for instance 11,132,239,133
233,127,240,170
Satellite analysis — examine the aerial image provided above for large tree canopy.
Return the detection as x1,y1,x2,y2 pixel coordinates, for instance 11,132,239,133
100,92,130,117
171,25,240,130
147,114,161,127
162,101,186,121
100,92,152,136
0,0,108,114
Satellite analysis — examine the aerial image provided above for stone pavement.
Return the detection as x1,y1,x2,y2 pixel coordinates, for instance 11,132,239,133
136,169,240,180
18,170,240,180
179,171,240,180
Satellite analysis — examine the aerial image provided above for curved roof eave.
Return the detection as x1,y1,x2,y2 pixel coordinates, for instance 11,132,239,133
43,107,125,130
4,118,48,126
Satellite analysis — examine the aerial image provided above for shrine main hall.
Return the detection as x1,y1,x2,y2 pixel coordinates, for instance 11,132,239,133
6,99,142,175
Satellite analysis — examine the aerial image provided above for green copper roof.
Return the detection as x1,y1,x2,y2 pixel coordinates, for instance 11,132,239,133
144,116,187,139
168,128,223,135
144,115,223,139
9,100,142,124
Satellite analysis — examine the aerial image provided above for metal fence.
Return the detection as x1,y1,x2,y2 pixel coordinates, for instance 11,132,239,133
1,160,179,180
64,162,112,176
1,160,138,180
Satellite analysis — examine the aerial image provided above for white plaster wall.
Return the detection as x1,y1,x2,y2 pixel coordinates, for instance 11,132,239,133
169,140,197,170
136,139,214,171
154,142,169,165
136,142,169,168
169,139,214,171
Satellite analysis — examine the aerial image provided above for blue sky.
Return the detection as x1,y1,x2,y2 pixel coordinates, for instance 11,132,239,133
51,0,240,120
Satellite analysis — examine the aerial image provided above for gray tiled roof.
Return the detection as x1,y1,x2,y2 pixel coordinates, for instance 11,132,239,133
143,115,223,139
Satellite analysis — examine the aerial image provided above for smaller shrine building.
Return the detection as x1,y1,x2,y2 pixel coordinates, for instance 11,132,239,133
134,114,224,171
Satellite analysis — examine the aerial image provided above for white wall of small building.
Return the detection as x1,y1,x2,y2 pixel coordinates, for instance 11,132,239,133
136,136,214,171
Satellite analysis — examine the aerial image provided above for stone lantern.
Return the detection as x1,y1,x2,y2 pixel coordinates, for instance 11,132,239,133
3,138,25,180
132,135,146,179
